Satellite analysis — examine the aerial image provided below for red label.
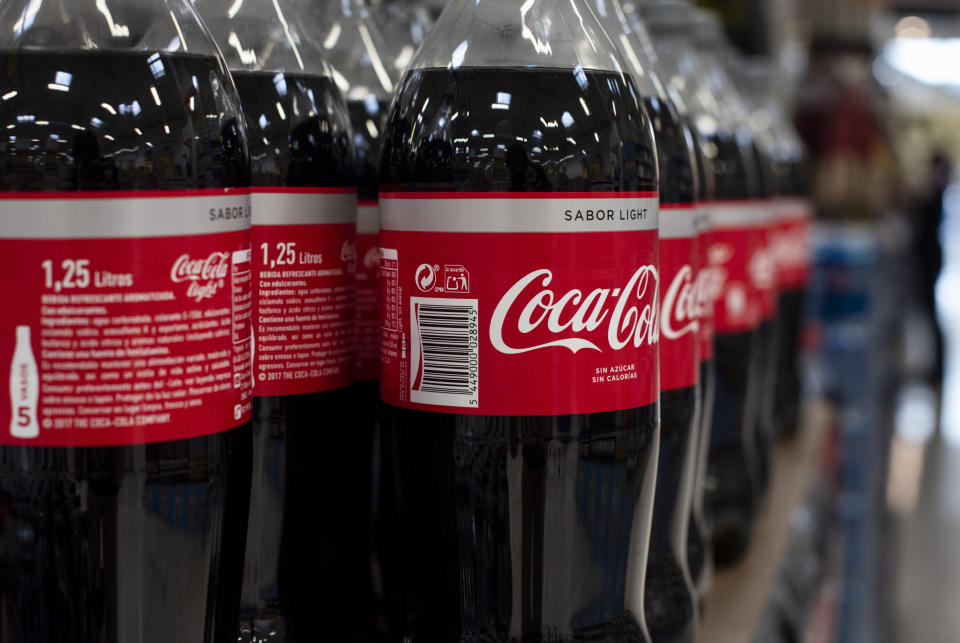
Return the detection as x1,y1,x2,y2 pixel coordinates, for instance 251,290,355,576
660,204,699,391
774,198,812,290
355,201,381,382
380,192,660,416
709,202,767,334
250,189,356,396
695,213,719,361
0,190,253,447
757,222,778,320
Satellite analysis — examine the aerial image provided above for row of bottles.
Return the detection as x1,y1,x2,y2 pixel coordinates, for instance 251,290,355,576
0,0,810,642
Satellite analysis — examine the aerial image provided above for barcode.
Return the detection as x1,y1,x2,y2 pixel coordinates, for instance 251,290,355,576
410,297,479,408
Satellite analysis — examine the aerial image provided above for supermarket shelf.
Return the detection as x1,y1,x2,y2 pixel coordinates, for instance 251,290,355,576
702,402,832,643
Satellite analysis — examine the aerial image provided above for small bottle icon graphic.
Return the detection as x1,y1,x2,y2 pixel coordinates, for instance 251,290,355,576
10,325,39,439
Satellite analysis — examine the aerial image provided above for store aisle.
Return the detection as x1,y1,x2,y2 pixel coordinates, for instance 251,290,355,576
893,435,960,643
894,181,960,643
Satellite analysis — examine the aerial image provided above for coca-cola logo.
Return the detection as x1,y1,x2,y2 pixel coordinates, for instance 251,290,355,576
692,264,725,320
661,264,699,340
171,252,230,302
749,245,776,292
725,283,750,321
708,243,734,267
773,226,809,273
490,266,659,355
703,242,734,315
700,241,735,321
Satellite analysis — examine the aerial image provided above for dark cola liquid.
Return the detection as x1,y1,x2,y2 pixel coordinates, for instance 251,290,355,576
346,97,404,637
641,97,697,643
0,51,251,643
754,331,775,497
688,359,716,607
380,67,658,642
773,289,803,435
232,71,379,643
701,130,764,567
347,98,390,205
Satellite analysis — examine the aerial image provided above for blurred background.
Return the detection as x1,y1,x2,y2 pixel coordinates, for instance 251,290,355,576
404,0,960,640
695,1,960,641
678,0,960,641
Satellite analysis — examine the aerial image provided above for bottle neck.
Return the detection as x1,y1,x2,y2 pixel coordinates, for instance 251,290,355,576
650,30,730,124
601,0,677,103
201,0,327,75
417,0,627,74
0,0,221,56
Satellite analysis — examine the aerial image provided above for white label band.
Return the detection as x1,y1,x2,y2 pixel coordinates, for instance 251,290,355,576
251,190,357,226
0,191,250,239
776,197,814,223
709,201,773,229
381,194,660,234
358,203,381,235
660,205,698,239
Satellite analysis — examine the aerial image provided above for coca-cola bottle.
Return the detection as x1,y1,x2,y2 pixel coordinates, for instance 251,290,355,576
300,0,403,634
378,0,661,638
197,1,367,641
724,53,801,452
641,0,765,566
626,4,719,603
737,59,811,440
771,153,811,440
305,0,395,396
690,203,718,604
693,5,778,559
590,1,700,640
0,1,253,641
693,14,780,499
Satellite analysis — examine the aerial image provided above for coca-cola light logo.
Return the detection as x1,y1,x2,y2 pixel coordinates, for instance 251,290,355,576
661,264,700,340
171,252,230,302
490,266,659,355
